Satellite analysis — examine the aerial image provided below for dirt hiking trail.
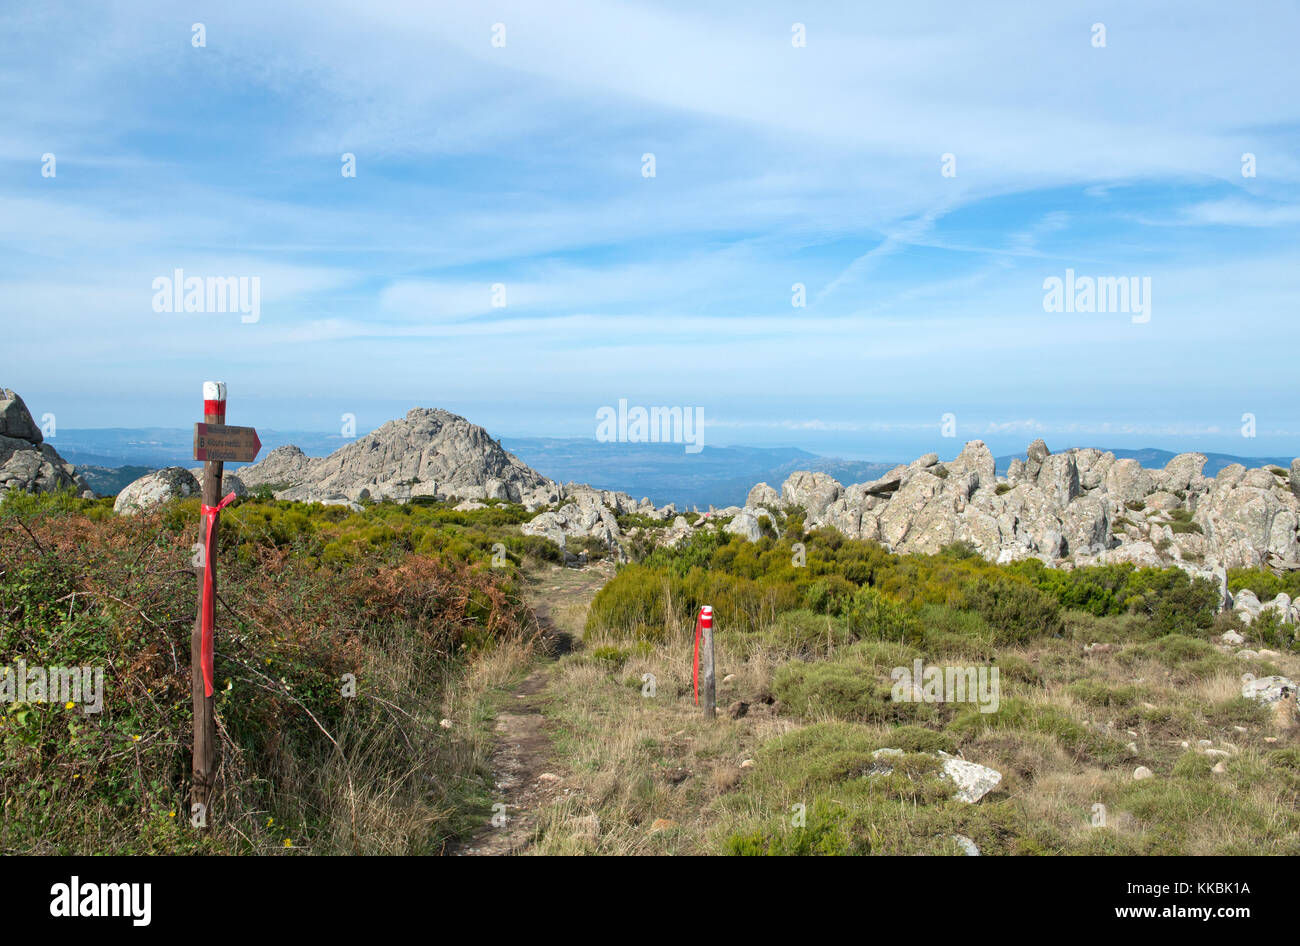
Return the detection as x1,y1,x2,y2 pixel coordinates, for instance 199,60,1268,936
455,561,613,855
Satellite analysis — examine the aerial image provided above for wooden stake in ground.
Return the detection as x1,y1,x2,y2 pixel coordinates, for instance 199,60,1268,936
694,605,715,719
191,381,226,819
189,384,261,822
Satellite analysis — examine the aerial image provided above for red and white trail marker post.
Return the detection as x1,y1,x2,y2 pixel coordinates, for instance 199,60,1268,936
190,382,260,823
693,605,715,719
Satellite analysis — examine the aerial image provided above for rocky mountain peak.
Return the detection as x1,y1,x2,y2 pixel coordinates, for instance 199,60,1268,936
236,405,555,506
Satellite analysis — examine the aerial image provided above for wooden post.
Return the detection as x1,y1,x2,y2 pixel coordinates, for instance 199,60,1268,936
700,605,715,719
191,381,225,819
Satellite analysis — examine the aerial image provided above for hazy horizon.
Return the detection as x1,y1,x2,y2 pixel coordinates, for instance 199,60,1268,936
45,408,1300,469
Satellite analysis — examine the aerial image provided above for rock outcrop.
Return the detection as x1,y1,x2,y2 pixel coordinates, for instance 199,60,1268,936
237,408,554,505
724,440,1300,581
0,388,89,499
237,407,646,559
1242,675,1296,704
521,499,621,551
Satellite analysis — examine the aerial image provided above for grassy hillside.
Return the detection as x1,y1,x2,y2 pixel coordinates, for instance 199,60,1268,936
528,514,1300,855
8,491,1300,856
0,491,560,854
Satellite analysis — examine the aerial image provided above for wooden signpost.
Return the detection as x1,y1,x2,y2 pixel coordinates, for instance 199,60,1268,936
693,605,715,719
190,382,260,821
193,423,261,463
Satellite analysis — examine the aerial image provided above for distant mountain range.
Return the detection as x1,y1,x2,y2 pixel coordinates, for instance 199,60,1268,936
50,427,1296,508
993,447,1295,478
501,438,896,508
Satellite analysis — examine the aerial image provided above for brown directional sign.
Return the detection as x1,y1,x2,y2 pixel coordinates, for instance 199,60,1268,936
193,423,261,462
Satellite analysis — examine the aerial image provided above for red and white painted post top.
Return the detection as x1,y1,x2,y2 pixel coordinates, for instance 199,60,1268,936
202,381,226,421
699,605,713,627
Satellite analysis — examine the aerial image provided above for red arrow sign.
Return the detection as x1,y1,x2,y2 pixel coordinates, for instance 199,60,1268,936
193,423,261,462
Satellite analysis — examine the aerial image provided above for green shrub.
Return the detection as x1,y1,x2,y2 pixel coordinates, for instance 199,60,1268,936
588,645,628,666
589,523,1222,656
725,801,859,856
914,603,994,656
771,661,887,721
880,724,956,754
1067,679,1140,707
753,609,853,657
566,534,610,561
948,698,1129,765
0,493,535,855
844,585,921,643
1167,509,1202,534
1228,568,1300,601
1118,634,1233,678
962,578,1062,644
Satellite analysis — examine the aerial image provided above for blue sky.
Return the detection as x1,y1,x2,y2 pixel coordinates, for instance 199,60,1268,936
2,0,1298,462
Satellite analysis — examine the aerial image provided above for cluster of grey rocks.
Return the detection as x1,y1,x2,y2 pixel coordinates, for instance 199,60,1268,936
0,388,90,500
743,440,1300,569
722,439,1300,612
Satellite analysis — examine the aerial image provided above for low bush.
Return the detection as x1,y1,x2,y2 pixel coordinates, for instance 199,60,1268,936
0,492,537,854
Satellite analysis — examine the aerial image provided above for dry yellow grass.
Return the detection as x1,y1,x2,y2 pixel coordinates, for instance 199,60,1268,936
518,605,1300,855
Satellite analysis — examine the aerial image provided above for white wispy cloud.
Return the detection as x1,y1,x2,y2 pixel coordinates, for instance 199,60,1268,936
1,0,1298,457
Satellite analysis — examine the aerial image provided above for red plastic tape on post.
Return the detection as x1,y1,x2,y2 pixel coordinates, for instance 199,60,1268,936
692,606,713,706
692,610,702,705
199,492,238,697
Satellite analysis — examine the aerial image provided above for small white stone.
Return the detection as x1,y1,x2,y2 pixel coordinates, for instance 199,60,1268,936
1133,766,1154,780
936,752,1003,803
